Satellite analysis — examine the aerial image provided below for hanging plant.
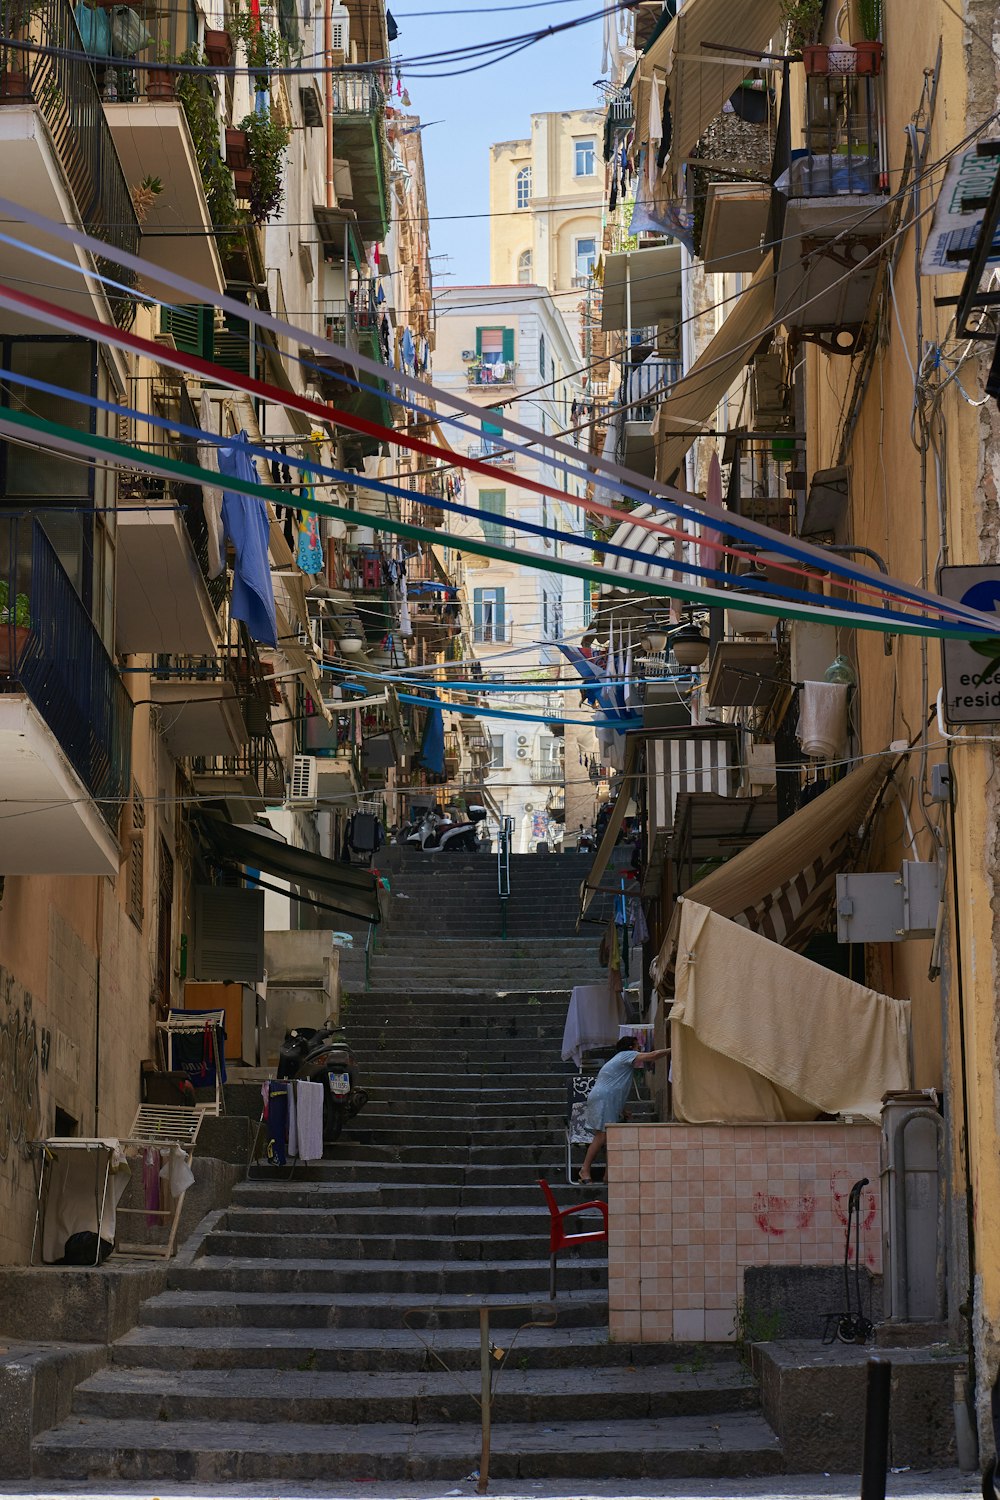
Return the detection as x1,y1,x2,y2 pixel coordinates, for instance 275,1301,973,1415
237,108,291,226
229,5,289,91
175,46,239,235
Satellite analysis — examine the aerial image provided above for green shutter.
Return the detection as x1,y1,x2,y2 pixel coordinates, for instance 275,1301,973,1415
502,328,515,362
475,328,484,356
214,312,252,376
160,304,214,359
479,489,506,542
473,587,483,640
495,587,506,640
482,408,502,438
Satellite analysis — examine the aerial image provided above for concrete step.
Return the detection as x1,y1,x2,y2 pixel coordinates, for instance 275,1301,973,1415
218,1206,599,1238
169,1255,609,1297
32,1413,783,1482
135,1288,609,1331
232,1181,591,1210
72,1362,758,1426
109,1324,722,1375
200,1229,605,1263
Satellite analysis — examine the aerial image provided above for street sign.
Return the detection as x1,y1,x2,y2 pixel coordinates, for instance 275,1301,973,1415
940,565,1000,724
922,144,1000,276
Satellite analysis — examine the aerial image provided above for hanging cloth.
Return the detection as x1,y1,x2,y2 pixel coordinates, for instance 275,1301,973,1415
399,576,413,638
295,470,323,575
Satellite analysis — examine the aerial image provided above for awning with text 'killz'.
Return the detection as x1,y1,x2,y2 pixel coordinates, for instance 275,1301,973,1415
200,814,381,923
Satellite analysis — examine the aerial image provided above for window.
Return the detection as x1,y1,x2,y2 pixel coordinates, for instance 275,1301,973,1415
478,488,506,543
489,733,505,769
516,166,532,208
473,587,506,643
538,333,546,375
574,139,596,176
481,409,503,456
475,327,515,379
575,237,597,279
517,249,532,284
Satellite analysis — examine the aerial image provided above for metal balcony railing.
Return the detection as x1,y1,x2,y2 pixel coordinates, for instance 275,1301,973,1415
619,356,683,421
467,361,517,388
0,0,140,326
331,69,384,116
531,760,564,784
467,441,516,467
0,517,132,829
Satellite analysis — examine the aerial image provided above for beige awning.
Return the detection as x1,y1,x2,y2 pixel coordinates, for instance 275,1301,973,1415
670,900,911,1123
578,738,638,925
601,244,683,332
634,0,783,169
650,753,893,992
654,253,775,482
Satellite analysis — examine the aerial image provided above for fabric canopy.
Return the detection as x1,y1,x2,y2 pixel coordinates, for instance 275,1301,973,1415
651,752,893,990
601,244,683,332
634,0,784,171
670,901,911,1123
654,254,775,483
200,816,381,923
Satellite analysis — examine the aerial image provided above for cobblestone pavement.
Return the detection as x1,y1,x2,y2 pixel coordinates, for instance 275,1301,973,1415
0,1468,981,1499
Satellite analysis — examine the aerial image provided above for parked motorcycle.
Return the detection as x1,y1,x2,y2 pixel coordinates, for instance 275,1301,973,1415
276,1024,369,1144
413,804,489,853
576,824,597,854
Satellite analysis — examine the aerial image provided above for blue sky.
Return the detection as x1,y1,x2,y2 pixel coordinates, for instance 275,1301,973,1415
391,1,604,284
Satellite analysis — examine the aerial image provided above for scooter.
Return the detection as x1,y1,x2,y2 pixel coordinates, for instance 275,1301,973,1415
577,824,597,854
418,805,488,853
276,1024,369,1144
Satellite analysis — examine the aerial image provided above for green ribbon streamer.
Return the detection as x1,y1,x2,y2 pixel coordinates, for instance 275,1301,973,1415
0,403,987,642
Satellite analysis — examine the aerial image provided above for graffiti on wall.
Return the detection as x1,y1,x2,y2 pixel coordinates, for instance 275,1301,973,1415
0,966,40,1161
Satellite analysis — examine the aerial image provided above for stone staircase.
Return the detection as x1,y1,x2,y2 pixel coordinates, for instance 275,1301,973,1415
30,862,784,1483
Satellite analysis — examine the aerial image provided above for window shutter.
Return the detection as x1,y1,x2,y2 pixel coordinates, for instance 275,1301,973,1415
473,587,483,641
482,408,502,437
160,305,214,360
502,328,515,362
479,489,506,542
495,587,506,641
475,327,484,356
192,887,265,982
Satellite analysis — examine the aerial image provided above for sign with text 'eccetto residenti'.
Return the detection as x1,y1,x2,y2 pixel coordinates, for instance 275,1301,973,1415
940,565,1000,724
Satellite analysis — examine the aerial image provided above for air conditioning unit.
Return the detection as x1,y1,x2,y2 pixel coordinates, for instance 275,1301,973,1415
287,754,319,809
516,748,529,760
517,735,528,745
330,2,350,54
524,803,534,813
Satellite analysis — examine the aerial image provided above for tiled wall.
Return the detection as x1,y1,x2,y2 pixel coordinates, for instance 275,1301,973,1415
606,1122,882,1343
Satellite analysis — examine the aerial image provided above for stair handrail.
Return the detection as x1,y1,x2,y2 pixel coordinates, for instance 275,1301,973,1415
497,815,513,938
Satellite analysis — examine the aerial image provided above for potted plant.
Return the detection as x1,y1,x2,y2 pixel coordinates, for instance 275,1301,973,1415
0,0,33,101
781,0,828,70
0,579,30,671
229,5,288,93
203,27,232,67
232,164,252,199
176,47,239,235
855,0,883,72
225,125,248,169
145,48,178,100
237,108,291,226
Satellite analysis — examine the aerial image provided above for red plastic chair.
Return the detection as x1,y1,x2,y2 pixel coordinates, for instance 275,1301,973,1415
537,1177,609,1299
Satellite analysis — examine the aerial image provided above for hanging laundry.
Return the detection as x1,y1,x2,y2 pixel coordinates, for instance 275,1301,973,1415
216,430,278,647
399,577,412,638
197,391,225,579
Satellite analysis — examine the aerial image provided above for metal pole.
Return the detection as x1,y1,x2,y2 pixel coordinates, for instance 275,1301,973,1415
860,1358,892,1500
478,1306,491,1494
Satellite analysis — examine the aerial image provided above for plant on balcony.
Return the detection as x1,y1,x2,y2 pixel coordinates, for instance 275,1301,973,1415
203,27,233,66
130,173,163,223
780,0,825,46
237,108,291,226
0,578,30,669
175,47,239,234
854,0,883,71
229,6,291,92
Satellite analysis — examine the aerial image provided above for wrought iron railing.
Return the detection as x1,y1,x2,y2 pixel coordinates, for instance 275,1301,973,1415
0,517,132,829
467,441,516,467
331,69,384,116
468,362,517,388
530,759,564,785
618,356,682,421
0,0,140,327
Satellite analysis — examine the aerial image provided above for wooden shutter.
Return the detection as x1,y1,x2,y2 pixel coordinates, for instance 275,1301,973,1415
479,489,506,542
502,328,515,362
475,327,484,356
160,305,214,359
482,408,503,437
192,887,265,983
494,587,506,641
473,587,483,641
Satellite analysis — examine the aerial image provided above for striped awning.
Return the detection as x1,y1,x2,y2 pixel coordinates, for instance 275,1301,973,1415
648,726,739,834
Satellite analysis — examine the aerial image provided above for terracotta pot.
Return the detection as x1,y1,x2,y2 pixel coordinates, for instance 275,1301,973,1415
854,40,883,74
0,68,31,103
232,165,253,199
204,28,233,67
225,127,248,170
0,625,29,672
802,43,829,75
145,68,177,101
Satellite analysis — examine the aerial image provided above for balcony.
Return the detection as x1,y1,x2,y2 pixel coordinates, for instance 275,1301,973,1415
467,361,517,389
774,71,891,350
115,472,225,657
190,730,284,823
0,518,132,875
0,0,140,331
467,441,516,468
328,69,388,241
616,355,681,477
148,634,255,759
531,760,564,785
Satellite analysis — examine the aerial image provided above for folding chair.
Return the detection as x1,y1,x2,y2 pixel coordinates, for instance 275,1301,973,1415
114,1102,210,1259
